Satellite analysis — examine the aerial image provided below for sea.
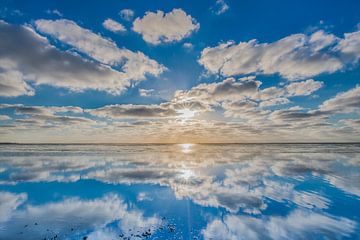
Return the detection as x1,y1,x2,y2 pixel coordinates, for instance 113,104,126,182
0,143,359,239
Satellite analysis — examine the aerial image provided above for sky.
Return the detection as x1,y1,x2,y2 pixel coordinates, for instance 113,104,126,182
0,0,359,143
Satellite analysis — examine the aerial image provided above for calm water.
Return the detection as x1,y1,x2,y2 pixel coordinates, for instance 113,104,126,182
0,144,359,240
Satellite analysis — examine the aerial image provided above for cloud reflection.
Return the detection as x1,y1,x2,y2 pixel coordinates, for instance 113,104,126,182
0,144,359,239
0,192,159,240
202,210,357,239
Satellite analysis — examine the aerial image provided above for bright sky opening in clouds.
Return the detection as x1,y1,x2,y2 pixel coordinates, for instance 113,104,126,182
0,0,359,143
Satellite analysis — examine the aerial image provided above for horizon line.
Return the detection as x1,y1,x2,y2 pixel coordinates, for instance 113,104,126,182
1,142,360,145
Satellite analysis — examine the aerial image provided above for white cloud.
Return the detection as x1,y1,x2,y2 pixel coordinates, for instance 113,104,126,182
212,0,229,15
259,98,290,108
257,86,284,100
45,9,63,17
174,77,322,112
132,9,200,45
285,79,324,96
34,19,166,92
119,9,134,21
0,79,358,142
199,29,360,80
87,103,178,119
0,104,94,127
35,19,121,64
335,30,360,63
102,18,126,33
139,88,155,97
0,21,133,96
0,65,34,97
183,42,193,49
0,104,83,116
0,115,11,120
174,77,261,105
340,118,360,127
320,85,360,113
269,107,327,123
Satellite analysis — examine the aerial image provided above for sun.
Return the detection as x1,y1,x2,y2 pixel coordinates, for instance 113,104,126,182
177,108,196,119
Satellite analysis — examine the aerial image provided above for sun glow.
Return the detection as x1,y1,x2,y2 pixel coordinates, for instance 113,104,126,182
177,108,196,119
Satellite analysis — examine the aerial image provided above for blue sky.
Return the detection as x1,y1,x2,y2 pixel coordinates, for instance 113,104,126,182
0,0,359,143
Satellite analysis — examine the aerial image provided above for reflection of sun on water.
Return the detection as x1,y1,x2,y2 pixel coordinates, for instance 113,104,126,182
180,169,195,180
178,144,196,183
179,143,193,153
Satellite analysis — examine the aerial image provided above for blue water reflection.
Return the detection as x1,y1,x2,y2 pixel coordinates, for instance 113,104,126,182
0,144,359,239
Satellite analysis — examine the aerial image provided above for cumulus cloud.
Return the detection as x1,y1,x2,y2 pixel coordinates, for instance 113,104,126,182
132,9,200,45
0,66,34,97
320,85,360,113
0,75,321,132
259,98,290,107
174,77,261,105
270,107,328,123
334,30,360,63
0,115,11,121
0,79,357,142
0,104,83,115
86,87,213,119
139,88,155,97
0,104,94,127
174,77,322,113
340,118,360,127
0,21,133,96
172,77,324,122
0,104,83,117
87,103,178,119
119,9,135,21
34,19,165,92
102,18,126,33
285,79,324,96
199,29,360,80
222,99,258,112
